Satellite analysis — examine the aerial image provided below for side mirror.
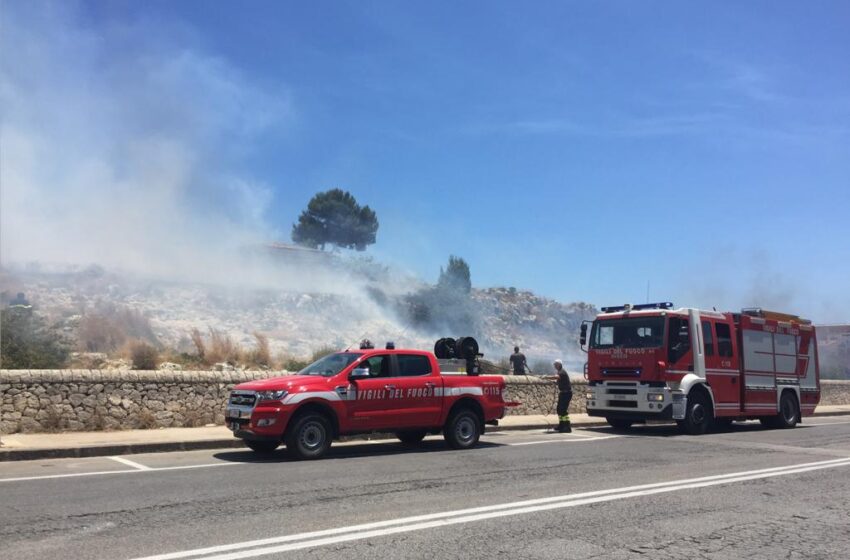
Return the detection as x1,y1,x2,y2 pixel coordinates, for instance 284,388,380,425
348,367,370,380
579,323,588,347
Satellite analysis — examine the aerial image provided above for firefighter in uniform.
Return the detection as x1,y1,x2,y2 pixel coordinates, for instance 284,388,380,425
554,359,572,433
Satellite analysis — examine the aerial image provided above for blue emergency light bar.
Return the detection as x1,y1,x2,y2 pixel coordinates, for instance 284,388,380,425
600,302,674,313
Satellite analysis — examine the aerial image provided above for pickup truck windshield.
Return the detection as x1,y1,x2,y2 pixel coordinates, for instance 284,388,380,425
298,352,361,377
590,317,665,349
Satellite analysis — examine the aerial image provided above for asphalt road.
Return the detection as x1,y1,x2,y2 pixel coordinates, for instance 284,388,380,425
3,417,850,560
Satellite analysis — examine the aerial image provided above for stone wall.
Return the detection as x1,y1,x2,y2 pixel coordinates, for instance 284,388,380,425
0,370,280,434
1,370,848,434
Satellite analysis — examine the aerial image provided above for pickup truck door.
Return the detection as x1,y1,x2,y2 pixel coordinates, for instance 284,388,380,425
393,354,443,428
345,354,404,431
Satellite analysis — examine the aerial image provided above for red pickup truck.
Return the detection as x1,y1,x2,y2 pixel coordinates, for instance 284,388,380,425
225,343,511,459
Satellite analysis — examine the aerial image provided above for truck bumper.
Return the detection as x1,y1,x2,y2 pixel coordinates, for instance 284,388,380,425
225,404,289,441
586,382,681,421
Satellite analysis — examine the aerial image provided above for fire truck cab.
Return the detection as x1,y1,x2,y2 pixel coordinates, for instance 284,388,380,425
582,303,820,434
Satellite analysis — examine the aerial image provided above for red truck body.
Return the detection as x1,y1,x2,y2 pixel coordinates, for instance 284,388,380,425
226,347,510,458
583,304,820,434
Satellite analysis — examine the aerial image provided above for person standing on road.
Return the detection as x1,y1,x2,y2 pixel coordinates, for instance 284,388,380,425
555,359,572,433
509,346,528,375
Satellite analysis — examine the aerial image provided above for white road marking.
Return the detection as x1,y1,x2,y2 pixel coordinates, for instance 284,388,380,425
0,462,237,483
127,457,850,560
508,435,620,446
805,420,850,427
4,418,848,484
109,456,152,470
563,430,604,438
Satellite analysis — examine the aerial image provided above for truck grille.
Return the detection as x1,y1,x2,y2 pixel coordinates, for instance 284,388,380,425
606,388,638,395
607,400,638,408
602,367,641,376
229,392,256,407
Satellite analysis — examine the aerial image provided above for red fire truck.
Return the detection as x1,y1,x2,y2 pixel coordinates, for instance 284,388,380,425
225,339,512,459
581,303,820,434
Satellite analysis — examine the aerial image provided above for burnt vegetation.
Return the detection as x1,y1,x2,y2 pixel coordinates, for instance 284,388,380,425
401,255,478,335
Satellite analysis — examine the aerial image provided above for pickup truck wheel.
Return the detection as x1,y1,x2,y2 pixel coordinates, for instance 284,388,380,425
396,430,427,445
444,409,481,450
245,440,279,454
285,413,331,460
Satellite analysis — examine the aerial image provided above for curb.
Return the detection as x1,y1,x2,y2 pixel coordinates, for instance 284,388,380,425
0,420,605,462
1,411,847,462
0,438,247,462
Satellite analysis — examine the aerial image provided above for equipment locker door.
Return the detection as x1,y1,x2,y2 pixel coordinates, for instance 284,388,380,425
740,322,778,415
704,320,741,416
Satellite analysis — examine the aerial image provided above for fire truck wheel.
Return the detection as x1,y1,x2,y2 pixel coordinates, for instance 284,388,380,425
396,430,427,445
245,440,280,454
444,409,481,449
775,392,800,429
678,389,713,435
714,418,735,431
285,413,332,460
606,418,633,430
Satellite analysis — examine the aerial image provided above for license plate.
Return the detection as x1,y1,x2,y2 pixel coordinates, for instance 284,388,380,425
227,408,241,419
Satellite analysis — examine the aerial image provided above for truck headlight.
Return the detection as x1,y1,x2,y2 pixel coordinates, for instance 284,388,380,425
256,390,288,403
647,393,664,402
585,392,594,400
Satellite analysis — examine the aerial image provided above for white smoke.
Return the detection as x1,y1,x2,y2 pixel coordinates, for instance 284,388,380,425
0,3,593,365
0,2,289,285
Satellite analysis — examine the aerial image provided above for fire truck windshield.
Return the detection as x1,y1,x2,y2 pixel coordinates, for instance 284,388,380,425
298,352,361,377
589,316,665,349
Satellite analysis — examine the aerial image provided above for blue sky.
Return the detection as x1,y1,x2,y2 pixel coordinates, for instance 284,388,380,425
4,1,850,322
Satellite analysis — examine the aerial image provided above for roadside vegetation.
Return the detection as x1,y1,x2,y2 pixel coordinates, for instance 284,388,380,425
1,307,346,372
0,308,70,369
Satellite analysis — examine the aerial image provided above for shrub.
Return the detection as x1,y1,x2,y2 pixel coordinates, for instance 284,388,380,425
0,308,70,369
401,255,477,334
78,305,158,353
190,328,206,360
137,409,158,429
280,354,309,372
311,345,338,362
130,340,159,370
530,359,555,376
245,332,271,368
182,410,203,428
478,359,504,375
206,328,241,365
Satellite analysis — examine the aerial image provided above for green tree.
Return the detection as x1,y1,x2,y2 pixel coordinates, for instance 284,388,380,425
0,308,69,369
403,255,477,334
291,189,379,251
438,255,472,294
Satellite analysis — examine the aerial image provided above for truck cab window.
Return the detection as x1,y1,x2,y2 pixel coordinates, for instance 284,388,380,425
365,355,393,378
702,321,714,356
716,323,733,357
668,317,690,363
590,317,664,349
397,355,432,376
